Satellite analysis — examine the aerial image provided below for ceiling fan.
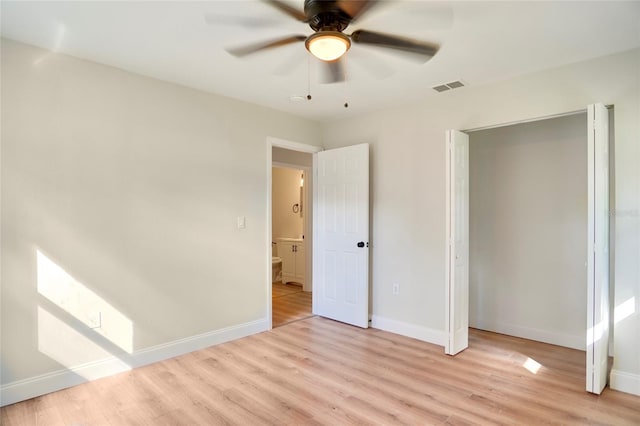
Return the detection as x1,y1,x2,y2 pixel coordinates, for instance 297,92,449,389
221,0,440,83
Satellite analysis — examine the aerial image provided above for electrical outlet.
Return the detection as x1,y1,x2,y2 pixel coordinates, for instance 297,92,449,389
392,283,399,295
88,311,102,329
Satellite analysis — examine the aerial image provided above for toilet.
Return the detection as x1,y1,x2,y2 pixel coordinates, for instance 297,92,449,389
272,256,282,283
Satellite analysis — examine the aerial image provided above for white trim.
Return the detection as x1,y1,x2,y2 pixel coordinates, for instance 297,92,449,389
0,318,269,407
266,142,274,328
464,109,587,133
371,315,446,346
268,137,323,153
470,319,584,351
312,152,319,315
610,369,640,396
464,105,613,134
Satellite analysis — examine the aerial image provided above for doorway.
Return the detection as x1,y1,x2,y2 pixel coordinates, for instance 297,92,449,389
267,138,319,328
271,163,312,327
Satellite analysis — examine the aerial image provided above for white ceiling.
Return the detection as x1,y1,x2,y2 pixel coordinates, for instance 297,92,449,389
2,1,640,122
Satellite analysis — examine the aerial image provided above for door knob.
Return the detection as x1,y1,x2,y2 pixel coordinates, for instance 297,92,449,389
357,241,365,248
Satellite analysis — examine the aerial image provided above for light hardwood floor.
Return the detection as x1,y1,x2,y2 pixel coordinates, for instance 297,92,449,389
2,317,639,425
272,281,313,328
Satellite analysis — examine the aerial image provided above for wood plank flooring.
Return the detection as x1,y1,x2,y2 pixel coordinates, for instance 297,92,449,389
2,318,639,425
272,281,313,327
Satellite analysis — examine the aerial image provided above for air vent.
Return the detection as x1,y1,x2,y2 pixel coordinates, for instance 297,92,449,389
432,80,466,93
446,80,465,89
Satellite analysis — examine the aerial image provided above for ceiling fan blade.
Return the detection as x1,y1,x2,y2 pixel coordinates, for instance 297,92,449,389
263,0,307,22
226,35,307,58
337,0,379,21
350,30,439,62
322,58,346,84
347,48,394,79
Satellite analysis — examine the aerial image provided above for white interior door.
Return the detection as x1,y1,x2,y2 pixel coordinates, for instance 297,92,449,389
586,103,610,394
313,143,369,328
445,130,469,355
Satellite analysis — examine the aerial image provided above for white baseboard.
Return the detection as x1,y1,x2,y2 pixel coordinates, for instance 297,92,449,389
470,319,584,350
610,369,640,396
1,318,269,407
370,315,446,346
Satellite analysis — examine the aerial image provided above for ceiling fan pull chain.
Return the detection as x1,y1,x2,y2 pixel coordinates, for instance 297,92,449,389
306,54,312,101
343,55,349,109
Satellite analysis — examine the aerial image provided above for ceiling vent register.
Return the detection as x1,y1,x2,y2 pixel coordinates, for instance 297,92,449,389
432,80,466,92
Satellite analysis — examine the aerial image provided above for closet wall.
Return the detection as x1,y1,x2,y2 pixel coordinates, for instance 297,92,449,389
469,113,588,349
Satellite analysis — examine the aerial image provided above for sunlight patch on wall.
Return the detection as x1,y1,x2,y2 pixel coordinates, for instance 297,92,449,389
614,297,635,324
37,249,133,353
522,357,542,374
37,306,131,376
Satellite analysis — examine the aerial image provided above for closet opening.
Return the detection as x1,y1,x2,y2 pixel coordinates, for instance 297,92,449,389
446,105,615,394
468,113,591,350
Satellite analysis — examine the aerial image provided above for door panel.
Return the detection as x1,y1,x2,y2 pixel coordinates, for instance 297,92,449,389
586,103,610,394
445,130,469,355
314,144,369,328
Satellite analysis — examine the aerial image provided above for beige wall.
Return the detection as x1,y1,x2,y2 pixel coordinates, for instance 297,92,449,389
272,167,304,243
469,113,587,349
0,39,321,397
322,48,640,394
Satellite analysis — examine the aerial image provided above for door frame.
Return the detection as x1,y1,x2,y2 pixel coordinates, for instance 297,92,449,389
266,137,322,329
444,106,612,391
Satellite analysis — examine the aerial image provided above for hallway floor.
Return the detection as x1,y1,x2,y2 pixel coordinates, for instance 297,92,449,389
272,281,312,327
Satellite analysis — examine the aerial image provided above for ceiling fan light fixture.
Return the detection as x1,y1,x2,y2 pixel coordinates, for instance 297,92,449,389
305,31,351,61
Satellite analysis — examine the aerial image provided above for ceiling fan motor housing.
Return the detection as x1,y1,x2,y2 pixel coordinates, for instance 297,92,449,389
304,0,352,32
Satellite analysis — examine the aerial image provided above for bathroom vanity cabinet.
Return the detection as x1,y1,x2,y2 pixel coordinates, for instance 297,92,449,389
277,238,305,286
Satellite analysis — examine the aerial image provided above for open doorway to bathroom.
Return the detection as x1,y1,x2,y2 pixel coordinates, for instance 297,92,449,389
271,147,314,327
